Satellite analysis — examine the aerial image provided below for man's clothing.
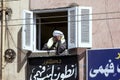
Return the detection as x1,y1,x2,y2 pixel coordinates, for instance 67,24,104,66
42,36,66,55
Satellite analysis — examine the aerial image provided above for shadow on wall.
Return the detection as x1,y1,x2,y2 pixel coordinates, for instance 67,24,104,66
17,27,31,80
77,49,86,61
77,48,86,80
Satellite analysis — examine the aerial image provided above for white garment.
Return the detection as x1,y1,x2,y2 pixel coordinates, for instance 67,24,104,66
47,35,65,48
52,30,63,36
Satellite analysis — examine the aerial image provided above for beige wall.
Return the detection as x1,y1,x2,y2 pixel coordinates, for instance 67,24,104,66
87,0,120,48
30,0,77,10
30,0,120,48
2,0,29,80
1,0,120,80
0,23,1,80
30,0,120,80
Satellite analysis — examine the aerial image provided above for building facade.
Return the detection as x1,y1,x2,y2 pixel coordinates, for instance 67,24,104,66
0,0,120,80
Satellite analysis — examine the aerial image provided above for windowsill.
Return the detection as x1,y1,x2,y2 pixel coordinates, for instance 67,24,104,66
28,49,71,58
32,50,56,53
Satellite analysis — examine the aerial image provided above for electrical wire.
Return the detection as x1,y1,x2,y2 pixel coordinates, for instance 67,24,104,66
105,0,114,48
5,25,26,54
1,8,120,53
5,15,26,54
2,12,120,52
0,16,120,26
0,10,120,24
0,0,20,2
0,10,120,21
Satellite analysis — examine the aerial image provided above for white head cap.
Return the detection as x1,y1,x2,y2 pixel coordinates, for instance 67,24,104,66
53,30,63,36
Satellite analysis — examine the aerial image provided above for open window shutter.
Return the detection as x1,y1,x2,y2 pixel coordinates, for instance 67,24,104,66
78,7,92,47
22,10,33,51
68,7,78,49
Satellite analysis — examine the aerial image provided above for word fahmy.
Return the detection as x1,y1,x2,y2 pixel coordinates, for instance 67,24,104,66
89,59,120,78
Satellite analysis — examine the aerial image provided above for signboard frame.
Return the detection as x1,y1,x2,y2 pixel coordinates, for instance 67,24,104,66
27,55,79,80
86,48,120,80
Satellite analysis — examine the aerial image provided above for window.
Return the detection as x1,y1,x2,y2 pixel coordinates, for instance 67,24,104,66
22,6,92,52
22,10,33,51
68,7,92,49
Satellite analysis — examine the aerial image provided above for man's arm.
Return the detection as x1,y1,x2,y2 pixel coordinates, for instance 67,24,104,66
56,41,66,55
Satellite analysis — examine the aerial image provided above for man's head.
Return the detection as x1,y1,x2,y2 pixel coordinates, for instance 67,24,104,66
53,30,63,42
53,30,63,36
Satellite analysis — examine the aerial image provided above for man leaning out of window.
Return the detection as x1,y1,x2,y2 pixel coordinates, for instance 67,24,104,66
42,30,67,55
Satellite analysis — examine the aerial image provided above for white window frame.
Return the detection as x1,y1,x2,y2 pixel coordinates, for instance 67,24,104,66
68,6,92,49
22,10,34,51
22,6,92,52
68,7,78,49
77,7,92,48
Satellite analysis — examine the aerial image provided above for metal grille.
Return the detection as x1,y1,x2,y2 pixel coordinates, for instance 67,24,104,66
25,13,31,46
70,10,76,44
81,9,89,43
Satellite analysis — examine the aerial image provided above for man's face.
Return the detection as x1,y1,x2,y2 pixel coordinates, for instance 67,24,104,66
53,36,62,42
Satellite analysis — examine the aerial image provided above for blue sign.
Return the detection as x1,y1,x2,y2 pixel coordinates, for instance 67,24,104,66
86,48,120,80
